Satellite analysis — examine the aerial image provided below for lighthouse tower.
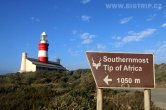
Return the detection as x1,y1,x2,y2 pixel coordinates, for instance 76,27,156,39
38,32,49,63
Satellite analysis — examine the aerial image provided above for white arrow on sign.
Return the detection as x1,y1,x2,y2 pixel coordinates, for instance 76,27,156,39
103,75,112,85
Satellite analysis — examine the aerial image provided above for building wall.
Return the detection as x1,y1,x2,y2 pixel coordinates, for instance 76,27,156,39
20,52,27,73
26,59,36,72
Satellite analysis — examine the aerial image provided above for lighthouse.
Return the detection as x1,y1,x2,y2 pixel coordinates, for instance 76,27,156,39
38,32,49,63
19,32,67,73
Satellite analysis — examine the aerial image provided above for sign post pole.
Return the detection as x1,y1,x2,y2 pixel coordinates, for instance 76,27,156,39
144,89,151,110
97,88,103,110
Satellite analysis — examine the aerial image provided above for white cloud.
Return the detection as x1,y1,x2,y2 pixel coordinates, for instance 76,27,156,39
156,41,166,55
82,39,93,44
30,17,40,22
112,35,121,40
80,33,95,44
120,16,133,24
150,41,166,63
157,5,163,10
81,0,91,4
146,14,156,21
122,29,156,43
63,44,67,47
97,44,106,50
161,23,166,27
70,38,76,42
68,49,82,56
81,15,91,22
81,33,95,39
114,28,157,47
144,49,155,53
72,30,78,35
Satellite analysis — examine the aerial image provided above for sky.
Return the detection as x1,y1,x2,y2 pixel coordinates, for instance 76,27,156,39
0,0,166,74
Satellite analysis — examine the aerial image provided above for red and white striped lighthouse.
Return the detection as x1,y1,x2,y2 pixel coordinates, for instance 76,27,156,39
38,32,49,63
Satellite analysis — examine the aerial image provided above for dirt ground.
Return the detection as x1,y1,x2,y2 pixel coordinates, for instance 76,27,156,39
151,88,166,109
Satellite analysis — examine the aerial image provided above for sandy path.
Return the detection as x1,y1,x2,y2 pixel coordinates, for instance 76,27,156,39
151,88,166,109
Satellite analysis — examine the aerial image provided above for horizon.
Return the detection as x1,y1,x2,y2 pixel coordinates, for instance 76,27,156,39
1,0,166,74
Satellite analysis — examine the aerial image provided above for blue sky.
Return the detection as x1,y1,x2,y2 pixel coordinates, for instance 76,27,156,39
0,0,166,74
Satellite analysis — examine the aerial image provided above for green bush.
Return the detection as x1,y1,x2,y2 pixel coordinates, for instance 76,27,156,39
0,69,163,110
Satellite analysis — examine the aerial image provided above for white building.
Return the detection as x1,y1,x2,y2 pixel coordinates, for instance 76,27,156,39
19,52,66,73
19,32,67,73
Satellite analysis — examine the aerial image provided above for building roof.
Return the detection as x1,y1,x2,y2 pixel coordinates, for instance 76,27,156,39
27,58,67,71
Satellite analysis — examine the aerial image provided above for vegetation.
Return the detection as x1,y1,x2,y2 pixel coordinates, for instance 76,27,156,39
155,63,166,86
0,65,165,110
